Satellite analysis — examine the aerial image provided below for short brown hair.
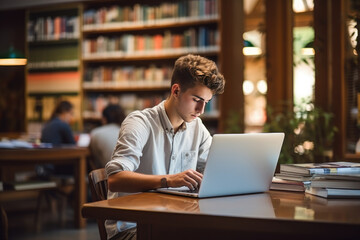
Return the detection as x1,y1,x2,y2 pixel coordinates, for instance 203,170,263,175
171,54,225,94
50,100,73,120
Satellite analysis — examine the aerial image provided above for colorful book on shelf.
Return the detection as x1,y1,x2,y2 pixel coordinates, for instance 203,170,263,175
280,162,360,176
305,187,360,199
270,177,310,192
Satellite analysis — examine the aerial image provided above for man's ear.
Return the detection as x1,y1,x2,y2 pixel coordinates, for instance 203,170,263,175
171,84,181,97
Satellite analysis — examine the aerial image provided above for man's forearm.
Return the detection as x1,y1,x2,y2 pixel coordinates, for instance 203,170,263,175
108,169,203,193
108,170,164,193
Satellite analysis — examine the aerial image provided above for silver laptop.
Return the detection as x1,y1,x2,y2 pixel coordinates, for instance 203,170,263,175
157,133,284,198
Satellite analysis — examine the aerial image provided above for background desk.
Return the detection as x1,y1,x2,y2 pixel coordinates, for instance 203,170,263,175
82,191,360,240
0,147,89,228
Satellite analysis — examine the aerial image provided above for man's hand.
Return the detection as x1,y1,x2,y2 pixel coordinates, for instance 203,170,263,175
167,169,203,190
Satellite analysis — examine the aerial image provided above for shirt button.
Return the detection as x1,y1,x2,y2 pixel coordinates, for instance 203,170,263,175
185,153,189,157
171,156,175,161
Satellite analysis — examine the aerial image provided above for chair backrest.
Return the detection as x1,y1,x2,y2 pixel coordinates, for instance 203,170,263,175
1,205,8,240
88,168,108,240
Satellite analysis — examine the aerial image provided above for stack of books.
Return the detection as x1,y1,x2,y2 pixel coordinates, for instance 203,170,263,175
272,161,360,198
306,173,360,198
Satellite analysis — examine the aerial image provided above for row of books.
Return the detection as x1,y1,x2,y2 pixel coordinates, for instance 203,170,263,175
271,161,360,198
83,65,173,86
28,16,80,42
83,0,218,27
28,43,79,66
27,95,81,123
82,27,219,57
27,71,81,93
28,60,79,70
83,93,167,118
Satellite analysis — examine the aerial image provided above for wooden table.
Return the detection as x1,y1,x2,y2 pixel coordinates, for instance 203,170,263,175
0,147,89,228
82,191,360,240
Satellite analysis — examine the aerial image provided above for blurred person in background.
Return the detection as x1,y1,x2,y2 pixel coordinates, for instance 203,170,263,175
89,104,126,168
39,100,76,177
41,100,76,146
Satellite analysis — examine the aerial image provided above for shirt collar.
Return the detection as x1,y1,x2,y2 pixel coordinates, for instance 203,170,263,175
159,101,187,133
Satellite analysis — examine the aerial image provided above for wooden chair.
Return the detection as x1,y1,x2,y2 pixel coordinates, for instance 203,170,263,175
1,205,8,240
88,168,108,240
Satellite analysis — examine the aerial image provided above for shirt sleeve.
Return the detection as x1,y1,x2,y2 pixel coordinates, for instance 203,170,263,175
196,120,212,173
105,112,150,177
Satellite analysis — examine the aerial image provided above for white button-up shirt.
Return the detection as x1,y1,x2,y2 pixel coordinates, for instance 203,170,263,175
105,100,212,238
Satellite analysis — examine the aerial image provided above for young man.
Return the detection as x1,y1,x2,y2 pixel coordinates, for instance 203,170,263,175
105,54,225,240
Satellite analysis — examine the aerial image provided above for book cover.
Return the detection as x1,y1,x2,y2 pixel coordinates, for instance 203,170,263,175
275,172,313,181
310,178,360,190
306,187,360,199
280,162,360,175
270,177,310,192
313,173,360,181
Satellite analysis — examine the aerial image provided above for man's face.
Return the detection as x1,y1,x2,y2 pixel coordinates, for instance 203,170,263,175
175,83,213,123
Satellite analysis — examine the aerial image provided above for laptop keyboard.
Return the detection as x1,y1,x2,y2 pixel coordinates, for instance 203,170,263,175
177,188,199,193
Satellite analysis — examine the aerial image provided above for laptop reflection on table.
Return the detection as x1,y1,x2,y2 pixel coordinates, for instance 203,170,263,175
198,193,275,218
157,133,285,198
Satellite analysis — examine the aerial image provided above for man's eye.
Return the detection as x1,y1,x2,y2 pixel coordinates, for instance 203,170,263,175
193,98,201,103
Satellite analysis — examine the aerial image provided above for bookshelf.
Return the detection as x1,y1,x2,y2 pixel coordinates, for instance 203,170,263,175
81,0,221,133
25,4,83,132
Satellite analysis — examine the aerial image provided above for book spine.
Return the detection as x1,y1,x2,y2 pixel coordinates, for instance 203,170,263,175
83,94,167,118
309,167,360,175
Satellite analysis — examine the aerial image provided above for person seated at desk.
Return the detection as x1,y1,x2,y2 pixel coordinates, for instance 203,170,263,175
89,104,126,168
105,54,225,240
41,100,76,146
39,100,76,177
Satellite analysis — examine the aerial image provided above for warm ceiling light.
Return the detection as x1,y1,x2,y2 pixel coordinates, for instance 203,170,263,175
243,80,254,95
257,80,267,94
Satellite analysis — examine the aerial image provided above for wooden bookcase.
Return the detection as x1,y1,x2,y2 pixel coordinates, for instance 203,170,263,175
23,0,244,135
25,4,83,133
81,0,222,133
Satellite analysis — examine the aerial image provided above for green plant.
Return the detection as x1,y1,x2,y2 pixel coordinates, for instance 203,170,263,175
263,99,338,164
224,110,244,133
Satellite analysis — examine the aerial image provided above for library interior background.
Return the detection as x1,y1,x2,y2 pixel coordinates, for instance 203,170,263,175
1,0,358,161
0,0,359,238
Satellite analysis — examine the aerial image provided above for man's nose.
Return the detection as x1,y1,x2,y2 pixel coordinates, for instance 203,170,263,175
196,101,206,114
